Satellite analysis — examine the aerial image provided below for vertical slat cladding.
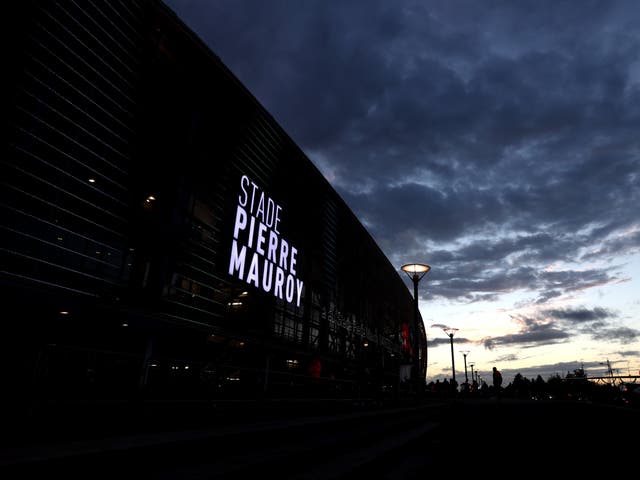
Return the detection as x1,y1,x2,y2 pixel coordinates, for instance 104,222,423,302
323,198,338,292
3,1,143,295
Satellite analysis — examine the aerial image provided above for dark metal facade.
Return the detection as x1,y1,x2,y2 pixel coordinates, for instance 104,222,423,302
3,0,425,419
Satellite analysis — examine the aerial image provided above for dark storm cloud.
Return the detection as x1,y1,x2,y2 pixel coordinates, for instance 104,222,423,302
166,0,640,307
582,228,640,260
479,307,637,351
413,245,622,303
591,326,640,344
481,322,570,350
620,349,640,359
544,307,617,324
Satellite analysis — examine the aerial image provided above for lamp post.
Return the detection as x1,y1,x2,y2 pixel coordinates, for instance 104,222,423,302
469,362,475,386
461,350,469,385
400,263,431,385
442,327,458,384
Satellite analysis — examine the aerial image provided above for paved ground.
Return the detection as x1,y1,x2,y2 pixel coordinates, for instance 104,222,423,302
1,398,638,478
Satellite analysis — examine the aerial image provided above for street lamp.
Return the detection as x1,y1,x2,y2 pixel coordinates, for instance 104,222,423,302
400,263,431,385
460,350,469,385
442,327,458,384
469,362,475,386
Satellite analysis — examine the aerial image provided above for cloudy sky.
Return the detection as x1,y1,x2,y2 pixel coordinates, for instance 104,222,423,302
165,0,640,384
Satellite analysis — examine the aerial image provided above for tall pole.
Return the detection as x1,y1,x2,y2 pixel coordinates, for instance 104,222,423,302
449,334,455,383
469,362,475,386
400,264,431,387
461,351,469,385
412,275,420,383
443,327,458,384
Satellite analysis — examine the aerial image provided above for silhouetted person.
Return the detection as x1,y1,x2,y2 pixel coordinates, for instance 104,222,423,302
441,378,450,397
480,380,489,397
493,366,503,398
450,378,458,395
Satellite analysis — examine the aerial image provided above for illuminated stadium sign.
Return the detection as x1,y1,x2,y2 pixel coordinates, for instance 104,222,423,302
228,175,304,306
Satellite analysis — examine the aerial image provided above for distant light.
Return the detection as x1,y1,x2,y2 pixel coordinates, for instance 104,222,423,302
121,323,128,327
59,310,69,315
88,178,96,183
57,236,64,241
228,301,242,306
146,195,156,202
285,359,300,368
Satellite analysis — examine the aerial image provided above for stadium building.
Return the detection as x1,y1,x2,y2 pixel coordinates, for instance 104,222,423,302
3,0,426,425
